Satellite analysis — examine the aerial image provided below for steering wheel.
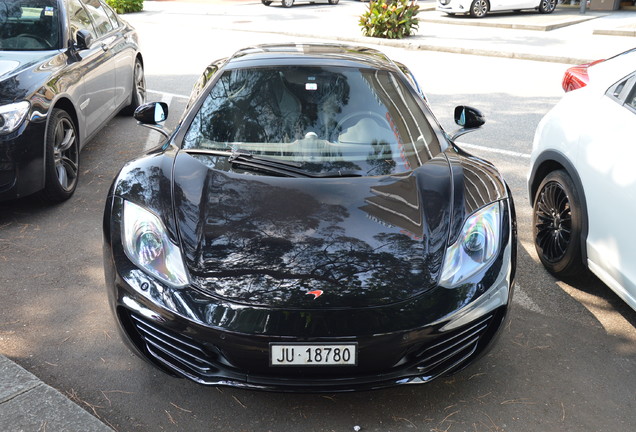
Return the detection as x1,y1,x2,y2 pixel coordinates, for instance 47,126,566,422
331,111,389,142
16,34,53,49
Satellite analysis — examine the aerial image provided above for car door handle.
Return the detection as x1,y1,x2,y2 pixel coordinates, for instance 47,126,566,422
101,43,109,52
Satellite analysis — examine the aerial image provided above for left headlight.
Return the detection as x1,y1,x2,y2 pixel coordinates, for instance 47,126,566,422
439,201,501,288
122,200,189,287
0,101,30,135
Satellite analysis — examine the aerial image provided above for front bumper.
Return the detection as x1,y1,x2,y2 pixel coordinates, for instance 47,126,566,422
0,119,46,201
103,197,516,392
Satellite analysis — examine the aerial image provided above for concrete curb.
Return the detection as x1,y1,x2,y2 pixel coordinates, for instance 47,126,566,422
0,356,113,431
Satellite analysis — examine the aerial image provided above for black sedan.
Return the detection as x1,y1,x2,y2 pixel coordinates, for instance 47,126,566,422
0,0,144,202
103,44,516,392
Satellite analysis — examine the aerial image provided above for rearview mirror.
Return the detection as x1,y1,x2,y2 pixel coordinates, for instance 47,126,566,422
75,29,93,50
454,106,485,129
451,106,485,141
134,102,170,139
134,102,169,125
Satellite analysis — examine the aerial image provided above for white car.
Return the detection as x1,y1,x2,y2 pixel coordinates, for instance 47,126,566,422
261,0,339,7
528,48,636,311
437,0,556,17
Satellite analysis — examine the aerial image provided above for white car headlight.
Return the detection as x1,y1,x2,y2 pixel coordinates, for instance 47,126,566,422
122,200,189,287
0,101,30,135
440,201,501,288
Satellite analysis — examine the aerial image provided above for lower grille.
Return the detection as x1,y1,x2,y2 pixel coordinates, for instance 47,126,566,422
413,314,493,377
128,312,221,377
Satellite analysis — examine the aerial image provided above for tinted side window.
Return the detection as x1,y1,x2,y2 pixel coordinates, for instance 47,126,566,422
607,73,635,102
102,2,120,28
625,81,636,112
82,0,113,37
68,0,96,40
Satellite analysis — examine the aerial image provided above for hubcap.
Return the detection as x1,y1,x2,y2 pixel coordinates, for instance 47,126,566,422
535,181,572,263
542,0,555,11
52,118,78,192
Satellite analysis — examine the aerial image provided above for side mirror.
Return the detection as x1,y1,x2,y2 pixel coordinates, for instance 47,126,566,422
134,102,170,139
451,106,485,141
75,29,93,50
134,102,169,125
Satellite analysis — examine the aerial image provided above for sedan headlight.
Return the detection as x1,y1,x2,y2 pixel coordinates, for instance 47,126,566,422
440,202,501,288
122,200,189,287
0,101,30,135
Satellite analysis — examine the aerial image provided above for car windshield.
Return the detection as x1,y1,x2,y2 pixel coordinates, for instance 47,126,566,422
183,65,443,176
0,0,60,51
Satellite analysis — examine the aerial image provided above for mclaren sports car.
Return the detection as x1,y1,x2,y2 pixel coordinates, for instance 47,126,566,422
103,43,517,392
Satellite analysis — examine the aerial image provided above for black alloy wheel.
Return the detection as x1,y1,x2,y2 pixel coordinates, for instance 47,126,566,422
533,170,586,278
261,0,272,5
42,109,79,202
469,0,489,17
122,59,146,115
328,0,340,4
538,0,557,13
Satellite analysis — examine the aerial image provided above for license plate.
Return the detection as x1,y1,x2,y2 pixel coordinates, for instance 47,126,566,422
270,343,357,366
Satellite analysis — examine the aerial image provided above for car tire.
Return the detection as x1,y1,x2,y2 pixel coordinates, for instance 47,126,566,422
121,58,146,116
328,0,339,4
538,0,556,13
282,0,293,7
469,0,489,17
532,170,587,279
41,109,79,202
261,0,272,5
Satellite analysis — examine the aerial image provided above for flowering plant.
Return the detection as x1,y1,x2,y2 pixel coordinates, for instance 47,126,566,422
359,0,420,39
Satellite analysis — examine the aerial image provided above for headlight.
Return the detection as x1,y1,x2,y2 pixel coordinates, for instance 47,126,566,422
122,200,189,287
440,202,501,288
0,101,30,135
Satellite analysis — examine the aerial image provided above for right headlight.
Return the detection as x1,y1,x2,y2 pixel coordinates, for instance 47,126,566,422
122,200,189,287
439,201,501,288
0,101,30,135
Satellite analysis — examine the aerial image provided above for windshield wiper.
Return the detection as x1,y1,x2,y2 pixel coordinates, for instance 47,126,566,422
184,149,364,178
228,151,308,177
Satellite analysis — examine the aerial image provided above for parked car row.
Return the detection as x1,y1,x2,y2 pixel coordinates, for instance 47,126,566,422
0,0,144,202
2,0,634,393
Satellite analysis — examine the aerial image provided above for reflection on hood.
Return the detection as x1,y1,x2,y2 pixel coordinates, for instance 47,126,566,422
173,152,452,309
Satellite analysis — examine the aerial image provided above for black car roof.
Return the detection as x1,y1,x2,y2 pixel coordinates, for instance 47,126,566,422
226,43,399,70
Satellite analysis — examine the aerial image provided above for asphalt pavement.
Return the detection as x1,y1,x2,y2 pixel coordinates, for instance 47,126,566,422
1,1,635,430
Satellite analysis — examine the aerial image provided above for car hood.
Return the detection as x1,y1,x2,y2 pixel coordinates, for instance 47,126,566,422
172,152,455,309
0,50,62,103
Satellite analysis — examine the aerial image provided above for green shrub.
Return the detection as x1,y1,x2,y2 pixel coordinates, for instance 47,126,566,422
359,0,420,39
106,0,144,14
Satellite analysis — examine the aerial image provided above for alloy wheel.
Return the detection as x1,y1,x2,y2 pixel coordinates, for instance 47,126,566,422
470,0,488,17
534,181,572,263
52,117,79,192
539,0,556,13
134,61,146,106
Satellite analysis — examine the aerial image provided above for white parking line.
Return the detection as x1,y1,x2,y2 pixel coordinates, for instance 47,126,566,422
147,89,190,100
457,141,531,159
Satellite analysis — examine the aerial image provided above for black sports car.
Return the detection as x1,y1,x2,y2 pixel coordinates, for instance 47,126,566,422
103,44,516,392
0,0,144,202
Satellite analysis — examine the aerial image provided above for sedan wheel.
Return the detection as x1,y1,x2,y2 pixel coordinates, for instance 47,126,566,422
282,0,293,7
261,0,272,4
469,0,489,17
121,59,146,115
328,0,339,4
533,170,586,278
42,109,79,202
538,0,556,13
